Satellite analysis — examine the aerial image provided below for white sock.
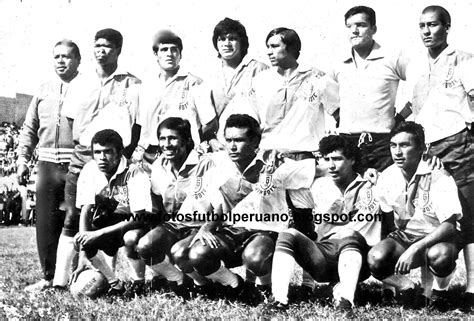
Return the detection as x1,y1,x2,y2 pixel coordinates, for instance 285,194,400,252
420,265,433,297
271,251,295,305
128,257,146,281
52,234,75,287
150,255,183,284
256,272,271,286
186,271,208,286
302,270,315,289
206,263,239,288
465,244,474,293
382,274,416,291
432,271,453,292
90,251,118,284
334,249,362,305
102,251,117,272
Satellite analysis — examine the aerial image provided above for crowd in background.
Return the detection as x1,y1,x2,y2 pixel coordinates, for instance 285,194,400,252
0,121,36,226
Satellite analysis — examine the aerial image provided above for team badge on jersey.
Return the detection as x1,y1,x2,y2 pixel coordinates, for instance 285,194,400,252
255,173,276,196
413,190,433,214
179,84,190,110
355,187,379,213
113,186,129,207
192,177,207,199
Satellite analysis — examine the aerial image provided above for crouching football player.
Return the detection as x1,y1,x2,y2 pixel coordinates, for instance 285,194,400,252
180,114,321,303
269,135,382,313
70,129,152,295
368,122,463,309
129,117,213,298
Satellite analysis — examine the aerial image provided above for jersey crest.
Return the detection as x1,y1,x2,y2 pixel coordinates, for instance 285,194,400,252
113,185,129,207
255,173,276,196
355,187,379,213
192,176,207,199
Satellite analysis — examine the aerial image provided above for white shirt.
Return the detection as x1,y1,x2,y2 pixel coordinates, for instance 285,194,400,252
377,161,462,237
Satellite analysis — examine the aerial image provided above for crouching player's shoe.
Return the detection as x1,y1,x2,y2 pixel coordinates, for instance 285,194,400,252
193,282,216,299
124,279,146,298
107,280,126,297
150,276,168,292
262,298,289,314
169,276,194,300
459,292,474,313
24,279,53,292
334,297,354,318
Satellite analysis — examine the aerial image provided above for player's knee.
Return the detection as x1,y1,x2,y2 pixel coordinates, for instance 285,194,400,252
368,246,391,278
170,241,190,266
188,244,220,275
427,244,458,277
242,236,274,276
123,230,140,248
139,238,165,265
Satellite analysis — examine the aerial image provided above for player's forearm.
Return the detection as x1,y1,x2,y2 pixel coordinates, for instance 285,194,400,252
79,204,94,233
411,217,457,252
97,213,146,237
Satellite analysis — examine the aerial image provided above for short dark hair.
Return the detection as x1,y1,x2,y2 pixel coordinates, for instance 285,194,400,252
224,114,261,145
319,135,362,173
390,121,425,150
95,28,123,51
152,30,183,54
54,39,81,61
265,28,301,59
422,5,451,27
345,6,376,27
212,18,249,58
157,117,194,153
91,129,124,154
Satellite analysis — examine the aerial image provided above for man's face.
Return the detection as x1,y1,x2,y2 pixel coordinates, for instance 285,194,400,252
390,132,423,173
217,33,242,62
266,34,292,67
321,149,355,184
155,43,181,72
224,127,257,167
346,13,376,50
93,143,121,177
159,128,187,162
419,11,449,50
53,45,80,82
94,38,120,66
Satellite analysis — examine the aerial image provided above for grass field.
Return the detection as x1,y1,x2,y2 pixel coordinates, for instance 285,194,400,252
0,225,472,319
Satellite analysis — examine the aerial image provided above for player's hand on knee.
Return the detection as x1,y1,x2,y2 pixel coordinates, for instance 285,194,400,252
190,226,219,248
75,231,102,247
395,245,420,275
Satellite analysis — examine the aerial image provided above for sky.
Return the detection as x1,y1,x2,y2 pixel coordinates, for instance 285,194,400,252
0,0,473,97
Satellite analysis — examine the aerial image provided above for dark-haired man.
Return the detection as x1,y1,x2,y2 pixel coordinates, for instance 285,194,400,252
331,6,410,172
130,117,212,298
20,39,81,292
137,30,216,163
183,114,321,303
204,18,268,147
252,27,338,157
269,135,381,312
407,5,474,310
56,28,142,288
70,129,151,295
368,121,463,309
